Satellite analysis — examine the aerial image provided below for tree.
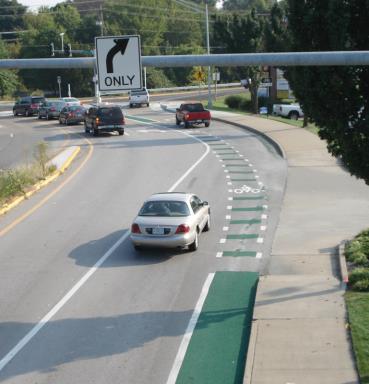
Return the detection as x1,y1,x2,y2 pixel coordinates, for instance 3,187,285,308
212,10,265,112
222,0,274,12
0,38,19,97
0,0,26,38
285,0,369,184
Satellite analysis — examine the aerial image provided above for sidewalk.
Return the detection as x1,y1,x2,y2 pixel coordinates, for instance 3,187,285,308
210,111,369,384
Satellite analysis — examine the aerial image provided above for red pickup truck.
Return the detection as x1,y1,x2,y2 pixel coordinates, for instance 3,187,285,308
175,103,211,128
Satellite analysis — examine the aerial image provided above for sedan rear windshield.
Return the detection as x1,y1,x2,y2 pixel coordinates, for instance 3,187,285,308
98,107,123,118
131,91,148,96
139,201,190,217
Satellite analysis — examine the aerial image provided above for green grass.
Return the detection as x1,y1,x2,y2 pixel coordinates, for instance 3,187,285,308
345,291,369,383
203,93,319,135
0,142,56,206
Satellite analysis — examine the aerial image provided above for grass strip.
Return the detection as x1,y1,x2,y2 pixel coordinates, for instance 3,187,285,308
176,271,259,384
346,291,369,384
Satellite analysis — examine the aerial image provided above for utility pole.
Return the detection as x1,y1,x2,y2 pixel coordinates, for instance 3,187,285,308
205,0,212,108
59,32,64,52
99,5,104,36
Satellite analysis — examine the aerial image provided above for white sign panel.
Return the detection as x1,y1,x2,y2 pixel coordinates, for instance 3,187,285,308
95,35,142,93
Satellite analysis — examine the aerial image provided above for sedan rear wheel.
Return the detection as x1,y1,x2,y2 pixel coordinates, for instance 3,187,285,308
188,231,199,252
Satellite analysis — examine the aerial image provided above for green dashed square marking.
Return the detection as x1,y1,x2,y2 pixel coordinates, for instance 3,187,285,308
222,251,257,257
226,234,259,240
229,219,261,224
228,171,254,174
232,206,263,212
233,196,265,200
225,164,249,167
230,178,256,181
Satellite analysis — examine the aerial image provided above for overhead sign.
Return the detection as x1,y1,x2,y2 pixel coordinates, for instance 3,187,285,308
95,35,142,93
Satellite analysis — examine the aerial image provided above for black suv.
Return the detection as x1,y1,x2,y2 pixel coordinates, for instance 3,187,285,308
84,104,125,136
13,96,45,117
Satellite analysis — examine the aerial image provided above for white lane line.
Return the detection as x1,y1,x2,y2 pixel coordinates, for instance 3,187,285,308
257,237,264,243
261,214,268,220
260,225,267,231
0,119,211,373
228,197,233,201
166,273,215,384
220,238,226,243
227,205,232,210
227,182,232,186
256,252,263,259
222,226,229,231
225,215,231,220
216,252,223,258
0,231,130,372
228,189,233,193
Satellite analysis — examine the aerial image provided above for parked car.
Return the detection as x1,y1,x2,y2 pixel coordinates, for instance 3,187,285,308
84,104,125,136
175,102,211,128
59,105,86,125
13,96,45,117
130,192,210,251
129,88,150,107
272,103,304,120
59,97,81,106
38,100,65,120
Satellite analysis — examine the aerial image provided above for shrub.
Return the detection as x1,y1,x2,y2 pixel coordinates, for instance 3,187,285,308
224,95,244,109
346,231,369,266
239,99,253,112
349,268,369,291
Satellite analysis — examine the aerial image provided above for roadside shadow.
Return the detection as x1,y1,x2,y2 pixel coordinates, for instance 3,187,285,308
0,307,248,382
69,229,188,268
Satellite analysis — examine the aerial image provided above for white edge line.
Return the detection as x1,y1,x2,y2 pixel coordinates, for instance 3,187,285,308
0,231,130,372
216,252,223,258
166,273,215,384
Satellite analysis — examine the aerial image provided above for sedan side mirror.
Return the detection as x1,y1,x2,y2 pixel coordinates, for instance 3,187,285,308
202,201,209,206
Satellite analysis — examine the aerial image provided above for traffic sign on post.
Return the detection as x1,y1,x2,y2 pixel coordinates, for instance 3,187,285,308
95,35,142,93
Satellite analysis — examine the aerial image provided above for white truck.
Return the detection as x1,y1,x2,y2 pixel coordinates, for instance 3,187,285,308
273,103,304,120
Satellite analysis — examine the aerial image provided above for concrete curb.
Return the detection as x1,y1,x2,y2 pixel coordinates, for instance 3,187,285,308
0,146,80,216
211,116,286,160
338,239,350,286
243,319,258,384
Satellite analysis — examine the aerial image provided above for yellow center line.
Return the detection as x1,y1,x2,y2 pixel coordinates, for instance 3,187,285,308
0,134,94,237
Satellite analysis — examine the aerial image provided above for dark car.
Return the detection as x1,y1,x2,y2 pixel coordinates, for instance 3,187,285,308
38,100,66,120
84,104,125,136
13,96,46,117
59,105,86,125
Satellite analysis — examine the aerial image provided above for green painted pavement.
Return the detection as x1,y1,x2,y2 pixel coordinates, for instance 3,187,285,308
228,171,254,174
125,114,156,123
233,196,265,200
222,251,257,257
176,271,259,384
225,164,250,167
226,234,259,240
208,143,226,146
232,206,264,212
230,178,256,181
229,219,261,224
221,159,245,162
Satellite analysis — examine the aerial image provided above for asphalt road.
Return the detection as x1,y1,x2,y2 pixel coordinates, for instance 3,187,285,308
0,103,286,383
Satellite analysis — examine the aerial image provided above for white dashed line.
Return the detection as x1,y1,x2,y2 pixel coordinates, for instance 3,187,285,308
256,252,263,259
227,205,232,210
260,226,267,231
216,252,223,258
225,215,231,220
220,238,226,244
222,226,229,231
261,214,268,220
257,237,264,243
228,197,233,201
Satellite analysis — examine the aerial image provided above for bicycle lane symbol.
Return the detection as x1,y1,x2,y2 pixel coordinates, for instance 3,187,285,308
234,184,265,194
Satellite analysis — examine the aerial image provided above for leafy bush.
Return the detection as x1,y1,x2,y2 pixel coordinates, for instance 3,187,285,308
239,98,253,111
346,231,369,266
224,95,244,109
349,268,369,291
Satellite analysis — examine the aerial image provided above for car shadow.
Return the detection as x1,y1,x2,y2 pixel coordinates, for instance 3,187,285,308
69,229,188,268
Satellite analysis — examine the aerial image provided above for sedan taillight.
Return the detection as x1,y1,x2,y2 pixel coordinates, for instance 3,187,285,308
131,223,141,234
175,224,190,234
95,117,100,125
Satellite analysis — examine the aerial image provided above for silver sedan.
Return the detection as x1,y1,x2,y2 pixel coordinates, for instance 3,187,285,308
130,192,210,251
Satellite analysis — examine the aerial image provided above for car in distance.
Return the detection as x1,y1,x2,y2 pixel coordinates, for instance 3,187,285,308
130,192,210,251
175,102,211,128
59,105,86,125
59,97,81,106
128,88,150,107
84,104,125,136
38,100,66,120
272,103,304,120
13,96,45,117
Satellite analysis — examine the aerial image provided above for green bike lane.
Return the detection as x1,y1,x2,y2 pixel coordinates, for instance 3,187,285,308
126,114,266,384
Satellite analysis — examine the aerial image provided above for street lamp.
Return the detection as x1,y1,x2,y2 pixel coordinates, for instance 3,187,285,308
59,32,64,52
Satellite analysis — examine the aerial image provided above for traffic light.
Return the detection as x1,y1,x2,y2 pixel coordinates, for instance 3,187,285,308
64,43,72,57
49,42,55,57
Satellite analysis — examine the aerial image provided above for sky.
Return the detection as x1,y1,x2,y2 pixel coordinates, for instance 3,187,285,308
18,0,62,10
